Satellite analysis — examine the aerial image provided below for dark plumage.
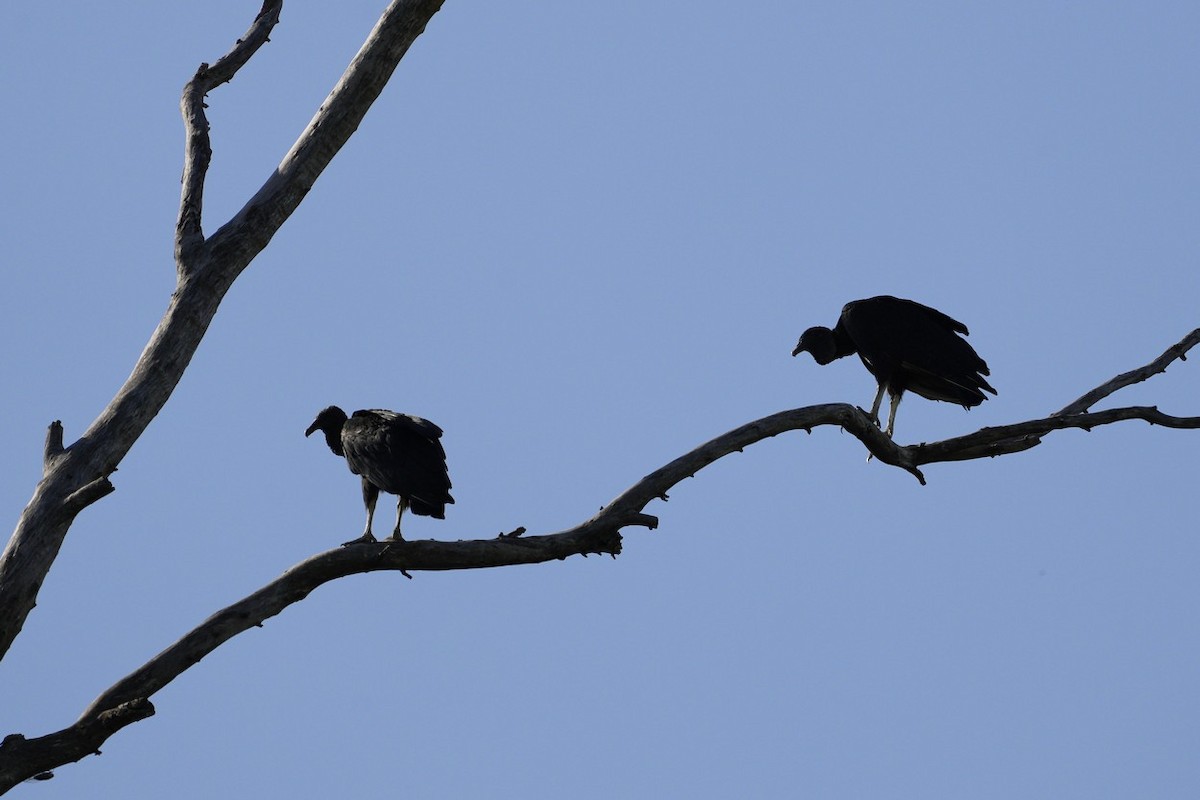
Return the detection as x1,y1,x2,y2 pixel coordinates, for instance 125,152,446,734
306,406,454,544
792,295,996,436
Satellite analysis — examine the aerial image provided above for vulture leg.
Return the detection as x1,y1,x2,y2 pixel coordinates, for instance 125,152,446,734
884,391,903,438
342,479,380,546
386,497,409,542
867,382,886,427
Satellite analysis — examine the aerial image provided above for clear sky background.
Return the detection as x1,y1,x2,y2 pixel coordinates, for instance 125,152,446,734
2,2,1198,798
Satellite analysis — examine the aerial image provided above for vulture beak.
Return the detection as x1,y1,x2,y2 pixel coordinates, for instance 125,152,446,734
304,421,319,437
791,342,805,357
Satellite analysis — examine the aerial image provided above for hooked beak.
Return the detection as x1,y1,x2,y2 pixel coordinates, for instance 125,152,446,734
304,422,319,437
791,342,804,357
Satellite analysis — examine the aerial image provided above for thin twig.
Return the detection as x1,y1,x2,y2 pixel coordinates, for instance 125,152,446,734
1054,328,1200,416
175,1,283,272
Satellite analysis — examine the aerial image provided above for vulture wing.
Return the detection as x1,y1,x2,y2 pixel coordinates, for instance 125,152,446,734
342,410,454,517
841,296,995,407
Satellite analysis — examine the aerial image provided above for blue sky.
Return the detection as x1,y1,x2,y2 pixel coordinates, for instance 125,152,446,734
2,2,1198,797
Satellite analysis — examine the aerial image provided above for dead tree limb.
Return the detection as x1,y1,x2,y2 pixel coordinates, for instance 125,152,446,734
1054,328,1200,416
2,0,1196,791
1,327,1195,792
0,0,446,665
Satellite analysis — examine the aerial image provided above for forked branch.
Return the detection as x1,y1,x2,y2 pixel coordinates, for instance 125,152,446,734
177,0,283,270
1,328,1195,792
0,0,446,670
1055,328,1200,416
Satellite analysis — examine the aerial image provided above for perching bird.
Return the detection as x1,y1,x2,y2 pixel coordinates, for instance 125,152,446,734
306,406,454,544
792,295,996,437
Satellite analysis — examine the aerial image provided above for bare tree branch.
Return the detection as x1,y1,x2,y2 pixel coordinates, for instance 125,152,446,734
1055,328,1200,416
177,1,283,271
1,327,1196,790
0,700,154,791
206,0,446,269
912,404,1200,469
4,0,1196,790
0,0,445,665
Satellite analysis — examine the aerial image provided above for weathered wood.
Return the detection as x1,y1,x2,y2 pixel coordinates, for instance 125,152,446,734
3,328,1199,788
0,0,447,668
1,0,1197,792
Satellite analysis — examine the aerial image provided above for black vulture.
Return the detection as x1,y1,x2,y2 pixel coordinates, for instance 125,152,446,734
791,295,996,437
305,406,454,544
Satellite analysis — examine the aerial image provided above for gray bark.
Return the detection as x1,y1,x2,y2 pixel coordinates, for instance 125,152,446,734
1,0,1197,793
0,0,446,665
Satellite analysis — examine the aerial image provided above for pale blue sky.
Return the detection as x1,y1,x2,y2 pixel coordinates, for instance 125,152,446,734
2,2,1198,798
